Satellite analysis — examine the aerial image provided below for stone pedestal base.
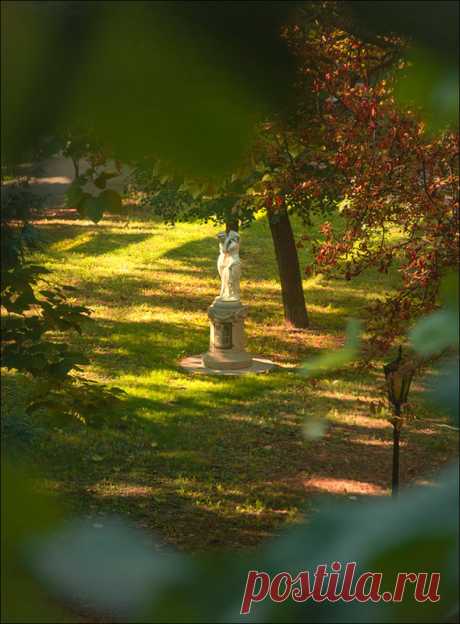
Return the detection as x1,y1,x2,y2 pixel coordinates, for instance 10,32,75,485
202,299,252,370
179,297,276,376
180,355,276,376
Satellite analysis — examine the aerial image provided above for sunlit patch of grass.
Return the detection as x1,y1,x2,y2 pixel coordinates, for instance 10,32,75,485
303,476,388,496
2,210,457,553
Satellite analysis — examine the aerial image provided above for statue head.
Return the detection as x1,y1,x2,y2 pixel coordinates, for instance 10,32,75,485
217,230,240,252
224,230,239,252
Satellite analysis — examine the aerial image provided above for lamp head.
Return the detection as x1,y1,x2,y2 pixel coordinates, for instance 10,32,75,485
384,348,415,411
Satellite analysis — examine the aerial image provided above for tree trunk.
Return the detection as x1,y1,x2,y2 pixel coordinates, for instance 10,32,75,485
268,208,309,328
225,219,239,233
71,157,80,180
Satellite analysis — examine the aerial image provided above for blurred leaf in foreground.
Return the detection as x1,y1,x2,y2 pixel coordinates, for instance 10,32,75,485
410,272,458,357
299,319,362,377
1,458,71,623
409,309,458,358
426,357,460,424
2,1,301,177
27,518,185,621
394,48,459,132
344,1,458,132
23,465,459,623
410,271,459,423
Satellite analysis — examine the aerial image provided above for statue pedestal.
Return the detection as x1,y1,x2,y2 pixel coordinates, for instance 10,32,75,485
202,299,252,370
179,298,276,375
179,231,276,376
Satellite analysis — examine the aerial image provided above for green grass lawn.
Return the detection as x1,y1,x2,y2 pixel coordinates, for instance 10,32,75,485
3,210,458,552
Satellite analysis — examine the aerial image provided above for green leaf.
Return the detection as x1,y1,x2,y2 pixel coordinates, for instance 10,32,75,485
426,358,459,424
188,184,203,200
409,272,459,357
94,171,118,189
98,189,122,214
409,309,458,356
439,271,459,314
81,196,104,224
27,518,183,618
300,319,362,377
394,47,459,132
303,417,327,440
2,458,69,623
75,192,92,217
93,174,107,189
65,182,85,208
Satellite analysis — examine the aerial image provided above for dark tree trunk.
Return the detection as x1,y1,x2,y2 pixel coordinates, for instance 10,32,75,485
71,157,80,180
225,219,239,233
268,208,309,328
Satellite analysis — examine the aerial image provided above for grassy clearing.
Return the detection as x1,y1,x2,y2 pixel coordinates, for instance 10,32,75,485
3,210,458,552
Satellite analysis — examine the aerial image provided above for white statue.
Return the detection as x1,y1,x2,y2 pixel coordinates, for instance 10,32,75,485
216,230,241,301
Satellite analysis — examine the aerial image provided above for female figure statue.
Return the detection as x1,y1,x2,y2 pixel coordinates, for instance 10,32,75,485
216,230,241,301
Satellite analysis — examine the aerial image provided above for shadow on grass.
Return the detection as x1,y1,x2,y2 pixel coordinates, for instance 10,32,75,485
5,338,456,553
22,213,457,552
30,375,456,553
64,231,155,256
161,235,217,273
34,213,378,334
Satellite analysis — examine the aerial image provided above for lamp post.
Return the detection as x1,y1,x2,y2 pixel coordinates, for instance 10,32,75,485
383,346,415,497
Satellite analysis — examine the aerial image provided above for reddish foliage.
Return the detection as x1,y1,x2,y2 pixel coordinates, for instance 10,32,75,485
280,18,459,354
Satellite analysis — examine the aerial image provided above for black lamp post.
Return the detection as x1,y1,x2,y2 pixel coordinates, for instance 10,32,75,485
383,346,415,497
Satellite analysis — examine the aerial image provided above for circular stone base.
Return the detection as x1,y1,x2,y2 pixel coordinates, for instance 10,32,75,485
179,354,276,376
